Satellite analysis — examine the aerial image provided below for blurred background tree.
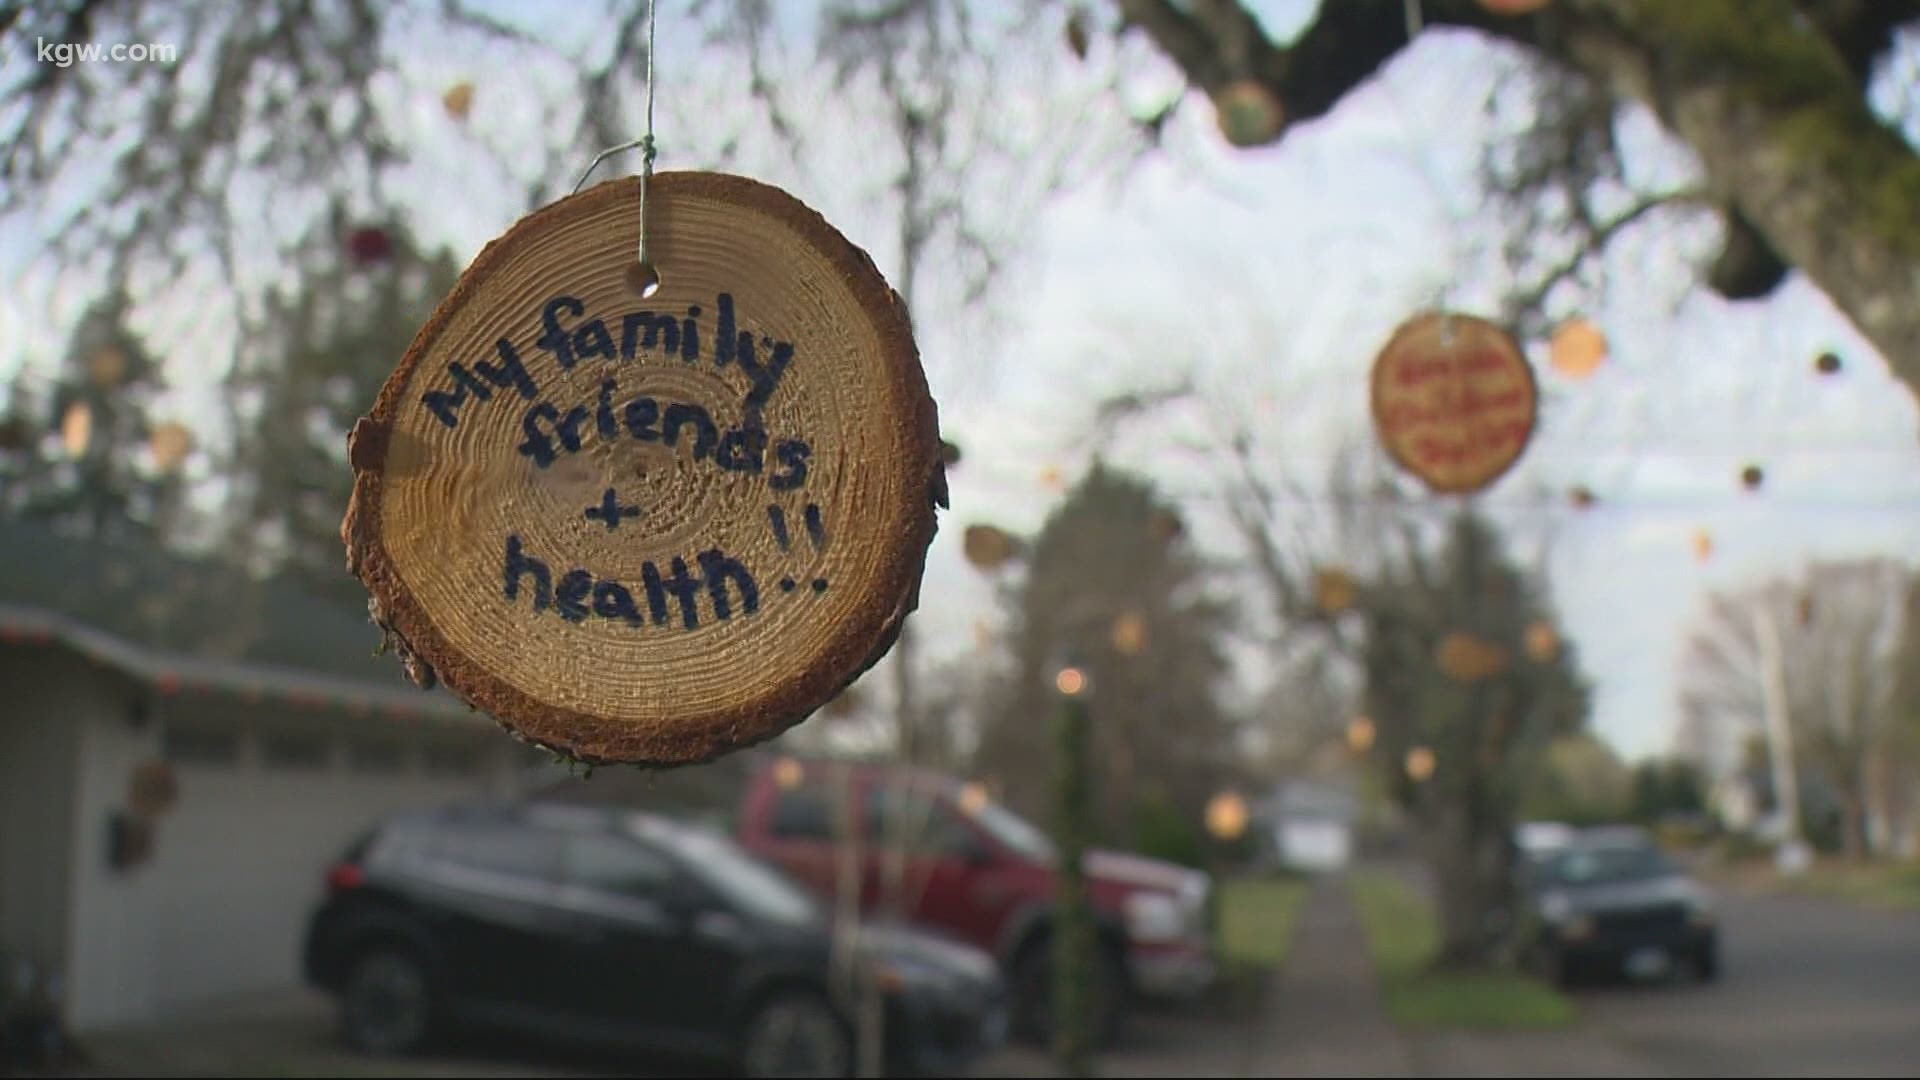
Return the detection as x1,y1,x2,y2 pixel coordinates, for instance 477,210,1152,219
972,464,1243,857
1522,732,1633,827
223,220,462,606
0,292,188,541
1221,429,1591,968
1678,558,1915,859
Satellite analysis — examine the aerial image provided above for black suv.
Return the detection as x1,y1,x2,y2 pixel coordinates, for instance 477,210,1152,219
1518,826,1721,986
302,801,1007,1078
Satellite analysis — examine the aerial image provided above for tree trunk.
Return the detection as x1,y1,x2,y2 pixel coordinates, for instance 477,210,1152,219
1422,802,1517,971
1565,0,1920,384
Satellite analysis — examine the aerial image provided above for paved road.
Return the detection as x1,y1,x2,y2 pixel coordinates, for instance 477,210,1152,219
1575,889,1920,1079
63,885,1920,1078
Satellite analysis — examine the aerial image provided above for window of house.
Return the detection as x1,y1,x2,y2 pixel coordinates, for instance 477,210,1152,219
347,737,408,774
261,730,330,770
422,744,486,778
162,722,239,766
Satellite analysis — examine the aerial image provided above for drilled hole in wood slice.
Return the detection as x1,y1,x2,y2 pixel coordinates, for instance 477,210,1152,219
345,173,941,766
626,261,662,299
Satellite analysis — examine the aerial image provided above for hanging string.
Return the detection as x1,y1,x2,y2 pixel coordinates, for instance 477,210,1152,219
571,0,661,295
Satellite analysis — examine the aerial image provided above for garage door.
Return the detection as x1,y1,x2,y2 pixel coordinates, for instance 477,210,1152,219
141,722,498,1017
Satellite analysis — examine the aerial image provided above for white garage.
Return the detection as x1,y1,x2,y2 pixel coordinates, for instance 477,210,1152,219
0,520,545,1034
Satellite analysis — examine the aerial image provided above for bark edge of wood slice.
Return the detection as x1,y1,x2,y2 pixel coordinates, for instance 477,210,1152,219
342,171,945,767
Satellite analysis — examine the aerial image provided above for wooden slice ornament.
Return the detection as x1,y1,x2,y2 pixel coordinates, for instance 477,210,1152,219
443,81,475,122
1371,311,1538,495
1523,620,1560,663
343,172,944,766
1212,80,1286,148
1549,318,1607,379
1437,631,1510,682
1314,566,1357,615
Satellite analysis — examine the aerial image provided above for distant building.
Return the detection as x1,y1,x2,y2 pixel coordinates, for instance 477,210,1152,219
1254,776,1358,874
0,520,538,1033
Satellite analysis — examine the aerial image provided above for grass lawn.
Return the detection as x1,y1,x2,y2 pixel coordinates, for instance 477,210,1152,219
1783,860,1920,911
1348,871,1574,1030
1217,875,1310,968
1207,875,1309,1017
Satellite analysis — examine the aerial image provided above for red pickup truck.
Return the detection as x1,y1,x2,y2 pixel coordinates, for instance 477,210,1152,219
736,756,1215,1043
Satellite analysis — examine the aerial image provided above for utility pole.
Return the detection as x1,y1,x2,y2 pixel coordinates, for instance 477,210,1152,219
1752,603,1810,874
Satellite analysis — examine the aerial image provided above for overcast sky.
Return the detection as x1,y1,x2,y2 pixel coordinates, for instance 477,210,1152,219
4,2,1918,763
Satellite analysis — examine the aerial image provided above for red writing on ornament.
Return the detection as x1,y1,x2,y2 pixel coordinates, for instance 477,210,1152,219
1392,348,1512,388
1379,386,1529,428
1413,420,1533,466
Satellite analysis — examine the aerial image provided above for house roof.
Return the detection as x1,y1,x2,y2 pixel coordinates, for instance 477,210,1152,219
0,517,475,720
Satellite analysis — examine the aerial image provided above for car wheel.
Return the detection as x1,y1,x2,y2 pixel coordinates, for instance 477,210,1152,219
1009,940,1124,1049
740,991,851,1079
341,949,433,1057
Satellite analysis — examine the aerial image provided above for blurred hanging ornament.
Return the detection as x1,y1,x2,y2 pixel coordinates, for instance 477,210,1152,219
940,439,963,468
1405,746,1438,782
1569,485,1596,510
1315,566,1356,614
1549,318,1607,380
1039,464,1065,491
1480,0,1552,13
1346,716,1376,754
1064,7,1091,60
1691,528,1715,562
962,523,1021,571
61,401,92,457
1437,631,1510,682
959,781,992,817
1740,464,1765,491
149,421,195,473
1205,790,1250,841
88,345,131,388
347,225,393,266
1212,79,1286,148
1814,351,1842,375
1371,311,1537,495
772,756,805,789
1110,611,1149,656
443,81,475,121
1523,621,1560,663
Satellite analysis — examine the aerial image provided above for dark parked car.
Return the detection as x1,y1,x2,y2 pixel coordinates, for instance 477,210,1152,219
302,801,1006,1078
1518,826,1720,986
